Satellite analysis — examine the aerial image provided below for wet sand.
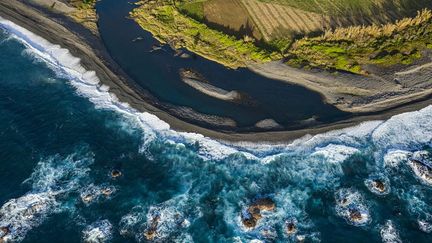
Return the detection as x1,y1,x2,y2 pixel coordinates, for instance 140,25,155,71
1,0,431,143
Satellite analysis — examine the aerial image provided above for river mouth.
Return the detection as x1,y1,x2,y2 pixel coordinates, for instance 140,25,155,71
95,0,350,132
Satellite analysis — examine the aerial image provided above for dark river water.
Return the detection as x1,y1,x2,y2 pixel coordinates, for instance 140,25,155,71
96,0,349,130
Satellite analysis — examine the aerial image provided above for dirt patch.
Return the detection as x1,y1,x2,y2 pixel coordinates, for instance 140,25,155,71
203,0,262,40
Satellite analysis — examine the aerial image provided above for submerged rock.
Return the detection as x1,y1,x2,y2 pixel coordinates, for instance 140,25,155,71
80,185,116,205
101,186,115,197
144,215,160,241
285,218,297,235
110,169,122,179
348,208,365,224
335,188,371,226
408,159,432,185
241,197,276,229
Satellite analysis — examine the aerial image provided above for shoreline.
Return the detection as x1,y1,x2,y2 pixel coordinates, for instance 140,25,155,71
0,0,431,143
248,61,432,114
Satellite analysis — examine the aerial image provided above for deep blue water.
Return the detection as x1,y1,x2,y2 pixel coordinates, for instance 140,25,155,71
1,15,432,243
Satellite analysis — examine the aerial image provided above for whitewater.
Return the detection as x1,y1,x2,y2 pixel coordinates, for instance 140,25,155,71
1,16,432,242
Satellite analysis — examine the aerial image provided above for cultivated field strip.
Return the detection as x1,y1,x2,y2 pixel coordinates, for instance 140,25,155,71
239,0,329,40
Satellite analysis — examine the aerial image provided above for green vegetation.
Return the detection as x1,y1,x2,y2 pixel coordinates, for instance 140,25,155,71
131,0,432,74
70,0,96,9
177,0,205,21
131,0,282,68
68,0,98,34
288,9,432,74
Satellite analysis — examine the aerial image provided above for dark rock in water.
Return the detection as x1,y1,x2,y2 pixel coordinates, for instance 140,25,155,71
285,219,297,235
372,179,386,192
349,208,363,223
241,216,257,228
409,159,432,185
110,169,122,179
81,193,94,204
250,197,276,211
144,215,160,240
101,187,114,197
364,175,390,195
241,197,276,228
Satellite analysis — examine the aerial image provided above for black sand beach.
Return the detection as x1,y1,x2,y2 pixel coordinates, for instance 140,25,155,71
1,0,432,142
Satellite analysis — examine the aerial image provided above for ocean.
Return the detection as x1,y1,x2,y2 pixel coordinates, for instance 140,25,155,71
1,17,432,242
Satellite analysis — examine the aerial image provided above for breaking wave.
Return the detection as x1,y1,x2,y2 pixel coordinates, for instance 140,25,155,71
0,148,94,242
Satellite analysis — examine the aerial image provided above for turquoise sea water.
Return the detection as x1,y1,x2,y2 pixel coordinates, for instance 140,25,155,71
1,18,432,243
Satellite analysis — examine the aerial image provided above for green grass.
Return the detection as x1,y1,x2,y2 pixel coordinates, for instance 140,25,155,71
130,1,282,68
130,0,432,73
288,10,432,74
177,0,206,21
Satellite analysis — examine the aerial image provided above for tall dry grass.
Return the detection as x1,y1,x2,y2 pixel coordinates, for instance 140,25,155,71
316,9,432,42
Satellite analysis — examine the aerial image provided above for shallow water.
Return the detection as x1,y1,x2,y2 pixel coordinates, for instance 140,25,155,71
1,15,432,243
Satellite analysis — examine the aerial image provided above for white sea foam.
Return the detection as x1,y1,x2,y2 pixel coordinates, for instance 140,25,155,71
380,220,402,243
311,144,359,164
2,15,432,166
80,184,116,206
0,150,94,242
335,188,371,226
0,192,57,242
383,150,412,168
372,106,432,153
119,195,199,242
82,220,113,243
419,219,432,233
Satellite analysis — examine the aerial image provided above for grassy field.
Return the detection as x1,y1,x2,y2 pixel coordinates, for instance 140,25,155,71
131,0,282,68
131,0,432,73
288,9,432,74
68,0,98,34
259,0,380,14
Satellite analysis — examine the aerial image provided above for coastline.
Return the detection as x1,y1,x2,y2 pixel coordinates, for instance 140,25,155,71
248,61,432,114
1,0,431,143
